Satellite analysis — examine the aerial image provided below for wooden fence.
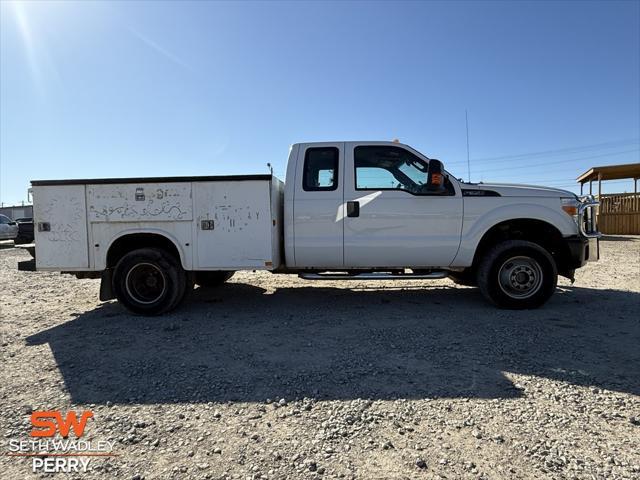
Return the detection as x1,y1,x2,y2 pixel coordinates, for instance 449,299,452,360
597,193,640,235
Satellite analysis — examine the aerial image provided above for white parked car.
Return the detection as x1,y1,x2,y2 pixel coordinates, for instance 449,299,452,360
0,214,18,240
23,141,600,314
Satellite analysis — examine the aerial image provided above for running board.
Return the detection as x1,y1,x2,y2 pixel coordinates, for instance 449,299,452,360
299,271,448,281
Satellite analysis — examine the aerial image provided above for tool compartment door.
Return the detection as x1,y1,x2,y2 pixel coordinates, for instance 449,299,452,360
193,180,274,269
33,185,89,270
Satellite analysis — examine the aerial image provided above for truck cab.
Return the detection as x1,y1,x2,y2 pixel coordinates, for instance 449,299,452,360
285,142,462,269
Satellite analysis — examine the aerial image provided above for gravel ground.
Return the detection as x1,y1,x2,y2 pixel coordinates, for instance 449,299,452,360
1,237,639,480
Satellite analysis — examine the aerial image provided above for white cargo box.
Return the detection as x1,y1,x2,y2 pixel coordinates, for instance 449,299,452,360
32,175,284,272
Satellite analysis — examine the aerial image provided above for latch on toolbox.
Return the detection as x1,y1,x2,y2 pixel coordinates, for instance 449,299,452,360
200,220,215,230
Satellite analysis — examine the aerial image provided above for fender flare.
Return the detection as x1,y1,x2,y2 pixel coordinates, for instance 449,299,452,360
451,203,576,267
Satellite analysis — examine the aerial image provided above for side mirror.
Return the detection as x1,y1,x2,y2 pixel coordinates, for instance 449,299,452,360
8,221,17,226
426,159,446,192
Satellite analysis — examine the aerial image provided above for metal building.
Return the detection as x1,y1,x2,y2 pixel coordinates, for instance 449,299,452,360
0,204,33,220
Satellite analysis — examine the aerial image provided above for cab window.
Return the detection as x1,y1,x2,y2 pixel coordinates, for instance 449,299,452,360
354,145,453,195
303,147,339,191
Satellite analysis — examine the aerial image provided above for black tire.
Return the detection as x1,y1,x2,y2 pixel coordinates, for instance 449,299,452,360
113,248,187,315
476,240,557,309
448,269,477,287
195,271,234,288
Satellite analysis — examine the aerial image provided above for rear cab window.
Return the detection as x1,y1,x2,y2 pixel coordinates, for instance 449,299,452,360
303,147,339,191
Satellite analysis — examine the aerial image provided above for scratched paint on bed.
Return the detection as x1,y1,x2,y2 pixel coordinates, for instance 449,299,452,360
33,184,90,269
210,205,261,233
87,183,193,222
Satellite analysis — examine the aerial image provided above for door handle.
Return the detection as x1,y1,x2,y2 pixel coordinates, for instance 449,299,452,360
347,201,360,217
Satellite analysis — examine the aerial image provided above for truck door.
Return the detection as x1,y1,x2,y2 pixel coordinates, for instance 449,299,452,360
343,143,463,268
292,143,344,268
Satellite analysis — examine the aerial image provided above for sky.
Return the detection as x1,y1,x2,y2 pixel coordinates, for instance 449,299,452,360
1,0,639,205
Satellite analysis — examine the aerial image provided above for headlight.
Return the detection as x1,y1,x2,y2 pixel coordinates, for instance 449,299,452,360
561,197,579,216
561,198,580,225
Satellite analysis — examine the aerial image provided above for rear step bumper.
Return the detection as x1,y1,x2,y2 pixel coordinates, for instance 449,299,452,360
15,243,36,259
299,271,448,280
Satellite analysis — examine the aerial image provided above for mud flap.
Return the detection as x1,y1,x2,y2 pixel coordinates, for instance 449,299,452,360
99,269,115,301
18,259,36,271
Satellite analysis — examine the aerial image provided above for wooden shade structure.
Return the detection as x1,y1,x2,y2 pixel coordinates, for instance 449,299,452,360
577,163,640,196
577,163,640,234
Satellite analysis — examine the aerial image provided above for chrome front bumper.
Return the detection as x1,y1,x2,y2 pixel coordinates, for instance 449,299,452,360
578,195,601,239
578,195,601,261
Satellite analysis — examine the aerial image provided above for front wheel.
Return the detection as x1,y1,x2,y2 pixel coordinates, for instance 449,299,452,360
477,240,557,309
113,248,187,315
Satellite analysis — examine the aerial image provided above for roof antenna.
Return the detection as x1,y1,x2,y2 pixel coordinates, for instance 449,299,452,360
465,109,471,183
266,163,274,175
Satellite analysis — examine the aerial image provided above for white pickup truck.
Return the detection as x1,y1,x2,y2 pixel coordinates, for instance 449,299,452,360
22,141,600,314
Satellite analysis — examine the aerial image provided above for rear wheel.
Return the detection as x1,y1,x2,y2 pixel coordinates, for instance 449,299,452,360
477,240,557,309
113,248,187,315
195,271,234,288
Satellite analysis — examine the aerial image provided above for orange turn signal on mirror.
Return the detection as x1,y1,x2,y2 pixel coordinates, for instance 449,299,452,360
562,205,578,216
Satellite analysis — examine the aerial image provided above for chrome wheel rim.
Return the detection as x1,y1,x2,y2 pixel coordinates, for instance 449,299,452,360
498,256,543,299
125,262,167,304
